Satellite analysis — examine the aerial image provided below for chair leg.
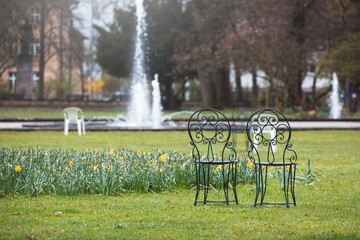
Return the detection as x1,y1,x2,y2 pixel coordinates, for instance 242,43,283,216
194,163,200,206
283,165,290,208
82,119,86,136
77,120,82,136
254,165,260,207
260,166,268,204
222,165,230,205
64,120,69,136
232,163,238,204
291,165,297,206
203,165,210,204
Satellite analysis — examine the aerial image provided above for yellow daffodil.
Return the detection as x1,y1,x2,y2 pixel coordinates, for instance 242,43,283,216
246,161,253,168
109,150,114,156
93,166,97,171
69,160,73,167
269,166,274,170
7,163,12,168
138,150,143,155
173,163,176,167
15,165,21,172
45,152,49,157
160,155,166,162
95,149,99,153
216,166,222,172
118,156,123,160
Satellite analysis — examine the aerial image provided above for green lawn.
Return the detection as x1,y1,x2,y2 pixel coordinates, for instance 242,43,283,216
0,130,359,239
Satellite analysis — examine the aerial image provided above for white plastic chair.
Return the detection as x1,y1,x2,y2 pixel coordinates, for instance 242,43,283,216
63,107,85,136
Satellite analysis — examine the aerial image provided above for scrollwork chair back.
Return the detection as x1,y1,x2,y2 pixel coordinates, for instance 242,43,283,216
188,108,238,205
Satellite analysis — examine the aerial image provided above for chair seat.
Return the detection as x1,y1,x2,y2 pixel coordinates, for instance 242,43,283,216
195,160,237,165
255,162,297,166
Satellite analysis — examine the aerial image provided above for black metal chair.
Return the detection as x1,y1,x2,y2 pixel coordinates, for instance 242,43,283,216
246,109,297,207
188,108,238,205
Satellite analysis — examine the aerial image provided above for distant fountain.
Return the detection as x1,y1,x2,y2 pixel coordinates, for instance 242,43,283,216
151,74,162,128
102,0,188,129
329,72,343,119
127,0,162,127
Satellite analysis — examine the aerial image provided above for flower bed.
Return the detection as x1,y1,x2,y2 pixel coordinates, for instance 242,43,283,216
1,148,259,196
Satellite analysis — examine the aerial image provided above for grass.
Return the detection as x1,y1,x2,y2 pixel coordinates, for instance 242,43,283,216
0,131,191,152
0,130,359,239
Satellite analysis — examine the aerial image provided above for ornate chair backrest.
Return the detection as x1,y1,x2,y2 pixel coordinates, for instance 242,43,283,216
246,109,297,164
188,108,236,163
63,107,83,123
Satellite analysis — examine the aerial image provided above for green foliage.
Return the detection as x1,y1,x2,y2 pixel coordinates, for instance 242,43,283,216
0,147,320,197
45,80,69,100
321,32,360,84
0,148,194,196
95,8,135,78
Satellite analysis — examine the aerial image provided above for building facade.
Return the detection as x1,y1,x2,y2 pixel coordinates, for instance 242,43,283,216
1,1,84,99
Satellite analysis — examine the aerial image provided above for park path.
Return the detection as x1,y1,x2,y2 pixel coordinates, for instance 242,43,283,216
0,119,360,130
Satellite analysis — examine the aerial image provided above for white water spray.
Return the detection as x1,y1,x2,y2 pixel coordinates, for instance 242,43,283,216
151,74,162,128
127,0,151,126
329,72,343,119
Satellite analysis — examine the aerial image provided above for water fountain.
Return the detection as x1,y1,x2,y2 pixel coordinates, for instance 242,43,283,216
127,0,152,127
151,74,162,128
93,0,191,129
329,72,343,119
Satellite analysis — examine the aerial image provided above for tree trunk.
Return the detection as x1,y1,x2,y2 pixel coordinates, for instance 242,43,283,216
38,0,46,100
213,67,232,108
251,68,258,108
59,6,64,82
164,79,176,109
311,71,318,110
80,62,85,97
235,60,242,101
197,67,215,107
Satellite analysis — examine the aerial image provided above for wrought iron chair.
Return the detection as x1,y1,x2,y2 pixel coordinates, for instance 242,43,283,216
246,109,297,207
188,108,238,205
63,107,86,136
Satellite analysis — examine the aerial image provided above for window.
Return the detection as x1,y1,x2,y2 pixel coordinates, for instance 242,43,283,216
8,72,16,92
33,72,40,83
30,8,40,25
30,41,40,56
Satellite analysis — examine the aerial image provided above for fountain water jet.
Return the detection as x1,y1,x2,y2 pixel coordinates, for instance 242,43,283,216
104,0,187,129
151,74,162,128
329,72,343,119
127,0,152,127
